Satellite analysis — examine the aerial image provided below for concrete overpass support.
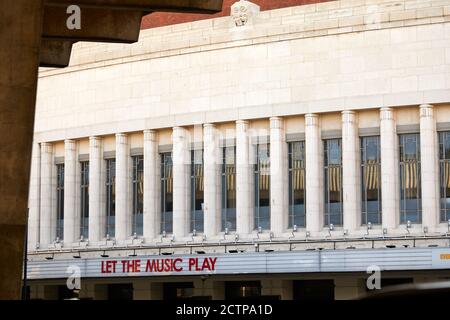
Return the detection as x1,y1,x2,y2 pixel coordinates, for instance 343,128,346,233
0,0,45,300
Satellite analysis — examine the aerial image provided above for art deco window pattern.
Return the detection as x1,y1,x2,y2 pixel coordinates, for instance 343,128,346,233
56,163,65,240
160,152,173,234
399,133,422,224
132,155,144,236
105,158,116,238
288,141,306,228
361,136,382,225
222,146,236,231
190,149,204,233
324,139,343,226
80,161,89,239
254,143,270,230
439,131,450,222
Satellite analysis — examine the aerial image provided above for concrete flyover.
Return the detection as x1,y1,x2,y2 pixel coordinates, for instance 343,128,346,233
0,0,223,300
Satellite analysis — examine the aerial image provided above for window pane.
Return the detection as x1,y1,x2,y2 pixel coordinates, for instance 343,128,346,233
288,141,305,228
222,146,236,231
254,143,270,230
399,134,421,224
106,159,116,238
439,132,450,222
56,164,65,240
132,156,144,236
80,161,89,239
191,150,204,232
161,153,173,234
324,139,342,226
361,136,381,225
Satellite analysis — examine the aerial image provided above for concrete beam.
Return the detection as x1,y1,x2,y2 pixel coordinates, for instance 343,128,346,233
43,6,144,43
46,0,223,13
0,0,45,300
39,39,74,68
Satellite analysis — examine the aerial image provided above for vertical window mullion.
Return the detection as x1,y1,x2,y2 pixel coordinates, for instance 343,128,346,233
439,132,450,222
360,136,381,225
324,139,342,226
80,161,89,239
399,133,421,224
56,164,64,240
288,141,306,228
160,152,173,234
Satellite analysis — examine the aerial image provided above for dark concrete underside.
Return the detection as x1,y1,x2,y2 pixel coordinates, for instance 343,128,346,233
0,0,222,300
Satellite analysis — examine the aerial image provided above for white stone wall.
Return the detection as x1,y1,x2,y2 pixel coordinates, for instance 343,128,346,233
35,0,450,142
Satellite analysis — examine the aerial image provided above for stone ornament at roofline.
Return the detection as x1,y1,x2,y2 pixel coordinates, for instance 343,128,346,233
231,0,260,27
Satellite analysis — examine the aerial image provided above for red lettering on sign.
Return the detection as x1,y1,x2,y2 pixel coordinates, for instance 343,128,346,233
188,258,196,271
145,259,157,272
135,260,141,272
164,259,172,272
174,258,183,272
202,258,210,270
102,257,217,274
209,257,217,270
148,259,164,272
101,260,117,273
120,260,142,273
145,259,183,273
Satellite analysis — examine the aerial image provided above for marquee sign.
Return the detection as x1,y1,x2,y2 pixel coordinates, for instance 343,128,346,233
101,257,217,274
27,247,450,280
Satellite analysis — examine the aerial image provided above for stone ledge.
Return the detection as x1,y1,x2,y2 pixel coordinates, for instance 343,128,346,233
33,89,450,142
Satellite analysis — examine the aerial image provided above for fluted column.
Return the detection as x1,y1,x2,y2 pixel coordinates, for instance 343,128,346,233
270,117,288,234
115,133,131,242
380,107,399,230
143,130,159,240
420,104,439,230
89,136,103,242
172,127,190,239
63,140,78,244
39,142,53,246
28,143,41,250
236,120,253,234
305,114,323,233
342,111,361,231
203,124,221,237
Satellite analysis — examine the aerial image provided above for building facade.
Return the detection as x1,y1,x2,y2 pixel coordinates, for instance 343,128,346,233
27,0,450,300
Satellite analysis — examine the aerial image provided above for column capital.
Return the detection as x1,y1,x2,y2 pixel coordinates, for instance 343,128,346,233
173,126,188,140
40,142,53,153
203,123,217,137
236,120,249,131
115,133,128,144
173,126,186,132
341,110,356,123
64,139,76,151
305,113,319,126
380,107,394,121
143,129,157,141
420,104,434,118
270,116,284,129
236,119,249,125
89,136,102,148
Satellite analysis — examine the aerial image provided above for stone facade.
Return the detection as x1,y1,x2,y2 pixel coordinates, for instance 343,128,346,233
28,0,450,299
